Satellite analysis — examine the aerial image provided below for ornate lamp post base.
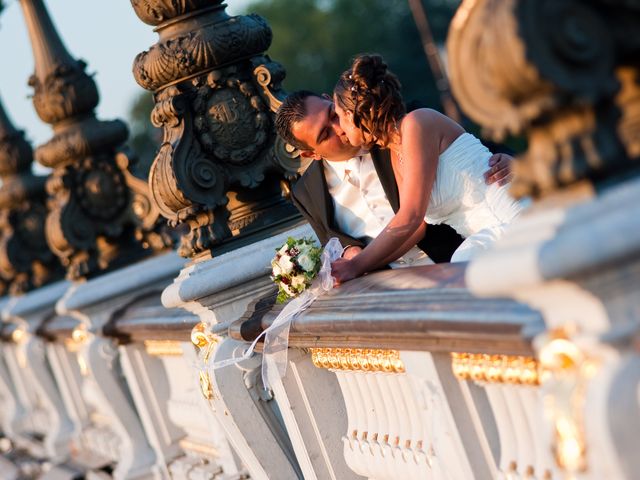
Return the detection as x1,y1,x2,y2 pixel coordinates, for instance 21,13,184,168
132,1,303,260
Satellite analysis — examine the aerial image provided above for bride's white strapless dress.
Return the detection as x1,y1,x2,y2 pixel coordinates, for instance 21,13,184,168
424,133,525,262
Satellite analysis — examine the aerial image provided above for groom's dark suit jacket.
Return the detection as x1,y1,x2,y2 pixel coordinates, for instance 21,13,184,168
290,147,464,263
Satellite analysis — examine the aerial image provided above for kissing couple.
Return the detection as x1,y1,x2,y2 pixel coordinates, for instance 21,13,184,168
276,54,527,284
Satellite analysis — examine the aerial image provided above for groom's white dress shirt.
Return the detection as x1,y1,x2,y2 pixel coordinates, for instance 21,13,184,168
323,153,433,267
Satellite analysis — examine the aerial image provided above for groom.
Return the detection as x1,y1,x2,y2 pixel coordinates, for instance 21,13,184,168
275,91,513,264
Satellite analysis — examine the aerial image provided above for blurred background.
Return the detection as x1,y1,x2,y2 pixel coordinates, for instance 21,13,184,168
1,0,478,176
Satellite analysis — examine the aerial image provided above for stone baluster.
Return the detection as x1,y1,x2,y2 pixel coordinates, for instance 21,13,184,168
130,0,302,259
18,0,165,280
0,95,63,295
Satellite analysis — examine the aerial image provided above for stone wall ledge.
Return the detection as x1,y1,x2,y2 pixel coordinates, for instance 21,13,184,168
235,262,544,356
40,314,81,340
110,294,199,342
161,223,314,310
2,280,70,325
57,251,185,315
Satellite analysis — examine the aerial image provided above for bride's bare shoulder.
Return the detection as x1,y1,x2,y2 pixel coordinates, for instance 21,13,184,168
402,108,463,133
404,108,440,124
401,109,465,153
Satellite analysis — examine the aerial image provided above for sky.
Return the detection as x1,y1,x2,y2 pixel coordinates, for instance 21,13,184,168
0,0,253,147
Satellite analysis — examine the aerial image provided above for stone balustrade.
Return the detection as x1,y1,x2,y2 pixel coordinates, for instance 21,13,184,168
230,262,552,480
0,220,637,479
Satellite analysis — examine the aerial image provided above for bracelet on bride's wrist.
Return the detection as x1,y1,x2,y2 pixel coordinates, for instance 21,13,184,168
341,245,354,257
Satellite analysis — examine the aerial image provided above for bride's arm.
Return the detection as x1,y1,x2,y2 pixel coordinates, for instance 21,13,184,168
332,110,460,281
372,222,427,267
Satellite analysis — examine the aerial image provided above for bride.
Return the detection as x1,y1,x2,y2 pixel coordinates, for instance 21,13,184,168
330,54,525,283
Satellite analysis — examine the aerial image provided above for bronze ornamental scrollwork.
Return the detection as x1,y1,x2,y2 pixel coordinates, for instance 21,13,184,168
19,0,173,279
0,96,63,294
448,0,640,198
29,60,101,126
130,0,225,27
132,1,303,259
448,0,640,476
193,68,271,170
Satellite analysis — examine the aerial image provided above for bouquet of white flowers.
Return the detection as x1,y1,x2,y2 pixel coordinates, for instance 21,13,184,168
207,237,341,391
271,237,323,303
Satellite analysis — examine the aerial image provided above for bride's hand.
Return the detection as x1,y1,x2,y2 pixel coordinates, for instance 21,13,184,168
330,258,361,285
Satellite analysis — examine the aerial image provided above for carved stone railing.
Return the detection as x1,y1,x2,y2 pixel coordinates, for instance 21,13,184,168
147,225,316,480
237,264,542,353
229,265,552,479
1,281,75,465
130,0,303,259
0,228,315,479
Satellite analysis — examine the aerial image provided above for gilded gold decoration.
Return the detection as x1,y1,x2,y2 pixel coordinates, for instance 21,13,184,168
191,322,220,400
143,340,183,357
537,332,597,474
191,322,219,350
68,325,90,375
13,329,28,368
64,325,89,354
198,371,215,400
310,348,405,373
11,328,27,344
614,67,640,158
178,438,219,459
71,325,88,344
77,355,89,377
450,353,540,385
63,338,81,353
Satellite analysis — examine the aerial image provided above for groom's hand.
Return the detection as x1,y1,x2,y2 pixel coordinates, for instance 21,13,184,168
342,245,363,260
484,153,513,186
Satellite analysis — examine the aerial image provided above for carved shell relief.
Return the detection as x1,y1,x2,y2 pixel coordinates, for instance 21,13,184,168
133,14,272,91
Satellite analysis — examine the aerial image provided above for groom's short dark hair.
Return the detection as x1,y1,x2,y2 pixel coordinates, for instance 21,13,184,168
275,90,321,151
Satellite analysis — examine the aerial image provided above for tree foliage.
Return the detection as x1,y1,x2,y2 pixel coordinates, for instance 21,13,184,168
125,90,161,178
245,0,461,109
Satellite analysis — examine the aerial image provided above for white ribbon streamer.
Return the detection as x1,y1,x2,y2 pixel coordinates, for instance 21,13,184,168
205,237,343,391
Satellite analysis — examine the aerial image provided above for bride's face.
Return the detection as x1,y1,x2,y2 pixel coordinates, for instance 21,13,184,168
333,97,365,147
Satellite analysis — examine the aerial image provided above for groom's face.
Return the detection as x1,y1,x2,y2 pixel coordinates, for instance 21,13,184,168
291,96,360,162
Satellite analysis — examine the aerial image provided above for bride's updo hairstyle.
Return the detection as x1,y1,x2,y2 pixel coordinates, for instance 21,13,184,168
334,54,405,148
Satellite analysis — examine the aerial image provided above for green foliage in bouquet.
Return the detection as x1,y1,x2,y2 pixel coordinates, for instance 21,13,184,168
271,237,323,303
